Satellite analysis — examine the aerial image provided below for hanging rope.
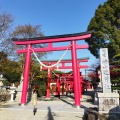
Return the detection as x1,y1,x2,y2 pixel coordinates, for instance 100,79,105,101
56,65,59,71
29,45,71,69
52,71,59,78
67,72,73,78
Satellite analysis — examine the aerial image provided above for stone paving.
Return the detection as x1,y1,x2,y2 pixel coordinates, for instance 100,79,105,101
0,90,97,120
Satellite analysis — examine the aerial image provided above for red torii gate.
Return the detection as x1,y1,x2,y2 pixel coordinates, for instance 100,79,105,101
41,57,89,100
54,74,86,96
42,57,89,69
13,30,93,107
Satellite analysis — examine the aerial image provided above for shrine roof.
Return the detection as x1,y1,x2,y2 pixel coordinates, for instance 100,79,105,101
12,30,94,41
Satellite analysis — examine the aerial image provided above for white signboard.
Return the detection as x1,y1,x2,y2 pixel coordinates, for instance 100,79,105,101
100,48,111,93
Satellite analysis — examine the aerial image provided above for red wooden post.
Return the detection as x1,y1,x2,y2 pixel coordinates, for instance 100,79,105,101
58,78,60,97
71,41,80,107
56,78,58,95
56,78,60,96
66,83,68,95
62,82,64,95
21,44,31,105
78,69,82,98
46,68,51,99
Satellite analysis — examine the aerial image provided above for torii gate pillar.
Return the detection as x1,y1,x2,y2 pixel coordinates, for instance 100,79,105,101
71,41,80,108
21,44,31,105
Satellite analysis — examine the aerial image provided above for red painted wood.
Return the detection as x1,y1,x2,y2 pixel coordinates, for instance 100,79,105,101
56,78,60,96
21,45,31,105
71,41,80,107
16,44,89,53
46,69,51,98
14,31,93,106
42,58,89,64
42,65,88,70
62,82,64,95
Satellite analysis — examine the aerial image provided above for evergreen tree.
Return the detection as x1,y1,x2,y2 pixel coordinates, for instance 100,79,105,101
86,0,120,59
110,53,120,89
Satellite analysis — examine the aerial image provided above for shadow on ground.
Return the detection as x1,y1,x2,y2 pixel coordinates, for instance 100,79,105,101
47,107,54,120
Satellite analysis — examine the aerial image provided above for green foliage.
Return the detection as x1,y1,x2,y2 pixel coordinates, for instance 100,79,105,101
52,70,64,74
86,0,120,59
110,53,120,84
51,70,65,79
111,60,120,90
0,59,21,83
112,54,120,66
66,71,72,74
111,77,120,83
33,78,47,97
112,86,120,90
91,77,100,84
32,69,47,97
38,82,46,97
38,70,48,80
3,80,10,86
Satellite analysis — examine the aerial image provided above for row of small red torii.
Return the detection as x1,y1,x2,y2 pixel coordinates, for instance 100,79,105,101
42,58,89,99
13,30,93,108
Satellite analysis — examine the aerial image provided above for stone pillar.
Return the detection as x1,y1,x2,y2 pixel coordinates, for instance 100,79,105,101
10,90,15,101
16,81,23,103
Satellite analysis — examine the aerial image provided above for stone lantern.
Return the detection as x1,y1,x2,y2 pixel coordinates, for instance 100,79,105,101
10,83,16,101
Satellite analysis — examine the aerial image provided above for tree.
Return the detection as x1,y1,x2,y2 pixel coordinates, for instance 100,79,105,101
110,54,120,89
86,0,120,59
87,62,100,88
0,51,7,62
13,24,44,39
0,59,21,83
12,24,48,60
0,11,14,61
112,54,120,67
11,24,49,82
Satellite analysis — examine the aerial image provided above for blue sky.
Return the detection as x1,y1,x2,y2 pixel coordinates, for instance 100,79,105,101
1,0,107,73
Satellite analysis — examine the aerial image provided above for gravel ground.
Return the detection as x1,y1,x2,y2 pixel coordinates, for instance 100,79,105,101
0,109,84,120
0,90,96,120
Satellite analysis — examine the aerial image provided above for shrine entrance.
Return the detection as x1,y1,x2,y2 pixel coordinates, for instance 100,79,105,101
41,57,89,99
13,30,93,108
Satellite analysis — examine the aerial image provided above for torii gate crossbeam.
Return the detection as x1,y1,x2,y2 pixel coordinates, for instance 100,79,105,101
16,44,89,53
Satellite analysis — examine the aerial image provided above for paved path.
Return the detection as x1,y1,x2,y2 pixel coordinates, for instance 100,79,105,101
0,90,97,120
